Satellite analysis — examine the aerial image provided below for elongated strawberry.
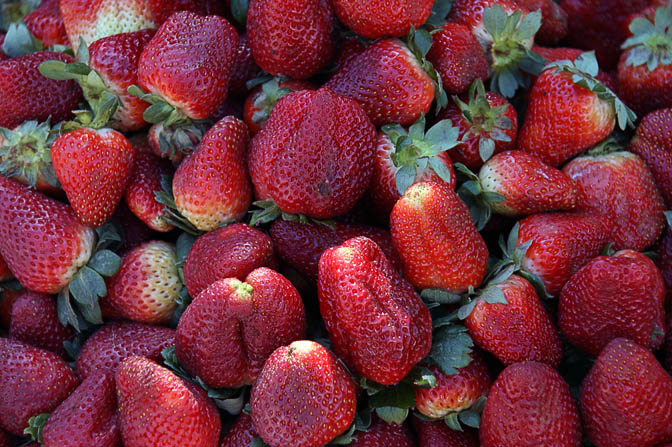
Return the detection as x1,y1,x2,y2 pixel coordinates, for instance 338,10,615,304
515,0,567,44
581,337,672,447
0,338,78,436
318,237,432,385
23,0,68,47
219,413,258,447
116,355,221,447
390,181,489,293
332,0,432,39
250,340,356,447
9,291,73,355
350,415,415,447
413,418,478,447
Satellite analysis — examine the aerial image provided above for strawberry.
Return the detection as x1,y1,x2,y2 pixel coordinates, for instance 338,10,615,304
40,370,120,447
580,337,672,447
110,201,156,255
333,37,367,73
102,241,181,325
220,413,258,446
349,415,415,447
436,80,518,170
248,88,376,221
171,116,252,232
147,0,226,26
318,236,432,385
516,0,567,44
249,340,357,447
115,355,221,447
23,0,68,47
183,223,276,298
9,291,74,356
519,52,635,167
0,51,82,130
412,418,478,447
228,34,261,98
146,120,209,164
331,0,432,39
389,181,489,293
563,149,665,251
76,321,174,379
530,45,618,90
0,338,78,436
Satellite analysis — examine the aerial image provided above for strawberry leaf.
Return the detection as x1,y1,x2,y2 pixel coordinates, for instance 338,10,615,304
368,382,416,409
375,407,409,425
396,164,417,195
57,287,81,331
406,366,437,389
86,249,121,277
429,325,473,375
231,0,249,26
24,413,49,443
622,4,672,71
421,288,462,304
2,21,42,58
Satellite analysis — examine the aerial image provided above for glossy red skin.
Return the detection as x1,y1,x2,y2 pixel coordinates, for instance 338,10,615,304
9,291,74,356
42,370,120,447
219,413,258,447
325,39,435,127
333,37,366,73
318,237,432,385
248,88,376,219
148,0,226,25
24,0,68,46
228,34,261,97
176,268,306,388
517,212,611,296
617,52,672,118
437,92,518,170
515,0,567,44
481,361,581,447
448,0,521,47
52,128,135,227
269,219,400,283
183,223,276,298
0,290,20,329
332,0,432,39
350,415,416,447
412,418,478,447
427,22,488,95
250,340,357,447
0,338,79,436
138,11,238,120
390,182,489,293
116,355,221,447
76,321,174,380
559,250,666,357
0,51,82,129
0,176,95,294
563,151,665,251
466,274,563,366
531,46,616,90
243,79,315,136
581,338,672,447
629,108,672,206
247,0,335,79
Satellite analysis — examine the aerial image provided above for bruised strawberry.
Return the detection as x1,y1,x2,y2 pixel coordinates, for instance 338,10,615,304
350,415,415,447
250,340,356,447
413,418,478,447
318,237,432,385
219,413,258,447
23,0,68,47
332,0,432,39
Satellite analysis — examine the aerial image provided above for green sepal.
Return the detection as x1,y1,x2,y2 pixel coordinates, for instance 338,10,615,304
428,325,473,375
2,21,42,57
328,410,372,445
154,174,204,236
406,27,449,112
0,279,22,292
251,77,293,125
250,438,271,447
421,288,463,306
622,4,672,71
231,0,249,26
424,0,453,28
248,200,336,229
442,395,487,431
24,413,50,443
406,365,438,389
375,407,410,425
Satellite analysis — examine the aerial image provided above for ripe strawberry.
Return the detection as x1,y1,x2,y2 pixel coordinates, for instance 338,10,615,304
250,340,357,447
228,34,261,98
51,128,135,228
333,36,367,73
41,370,120,447
172,116,252,232
350,415,415,447
0,338,78,436
413,418,478,447
581,337,672,447
116,355,221,447
519,52,635,167
0,51,82,129
332,0,432,39
147,0,226,26
515,0,567,44
318,236,432,385
248,88,376,220
219,413,257,446
102,241,181,325
530,45,618,90
76,321,174,379
390,181,489,293
23,0,68,47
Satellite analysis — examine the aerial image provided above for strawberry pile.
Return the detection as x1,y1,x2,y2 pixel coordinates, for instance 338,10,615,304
1,0,672,446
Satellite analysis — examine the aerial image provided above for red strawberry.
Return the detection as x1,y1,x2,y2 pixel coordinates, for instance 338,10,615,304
0,255,10,283
413,418,478,447
581,337,672,447
146,120,209,164
530,45,617,90
41,370,120,447
148,0,226,26
9,291,73,356
228,34,261,98
563,150,665,251
0,290,19,329
115,355,221,447
76,321,174,379
250,340,357,447
332,0,432,39
183,223,276,298
350,415,415,447
333,36,367,73
449,0,521,45
248,88,376,220
247,0,335,80
219,413,258,447
0,51,82,129
390,181,489,293
172,116,252,232
23,0,68,47
515,0,567,44
481,361,581,446
318,236,432,385
0,338,78,436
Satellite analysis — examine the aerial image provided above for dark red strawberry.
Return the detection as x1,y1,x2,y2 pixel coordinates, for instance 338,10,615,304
0,290,19,329
515,0,567,44
350,415,415,447
110,201,156,255
9,291,73,356
332,0,432,39
148,0,226,26
250,340,357,447
23,0,68,47
227,34,261,98
318,236,432,385
413,418,478,447
219,413,258,447
333,36,366,73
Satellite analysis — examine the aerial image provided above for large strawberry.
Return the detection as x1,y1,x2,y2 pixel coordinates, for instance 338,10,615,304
249,340,356,447
23,0,68,47
581,337,672,447
9,291,74,355
350,415,415,447
413,418,478,447
115,355,221,447
332,0,432,39
219,413,258,447
480,361,581,447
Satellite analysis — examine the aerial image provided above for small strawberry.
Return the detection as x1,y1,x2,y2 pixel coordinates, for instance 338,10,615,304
115,355,221,447
228,34,261,98
412,418,478,447
515,0,567,44
581,337,672,447
219,413,258,447
23,0,68,47
349,415,415,447
332,0,432,39
250,340,357,447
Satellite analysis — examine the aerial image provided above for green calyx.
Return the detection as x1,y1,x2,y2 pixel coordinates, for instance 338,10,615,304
483,4,546,98
251,77,292,125
248,200,337,229
406,27,449,112
154,173,204,236
128,84,193,127
2,21,42,57
382,113,460,195
172,232,196,326
24,413,50,443
622,4,672,71
0,119,60,189
454,162,506,231
152,120,209,164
